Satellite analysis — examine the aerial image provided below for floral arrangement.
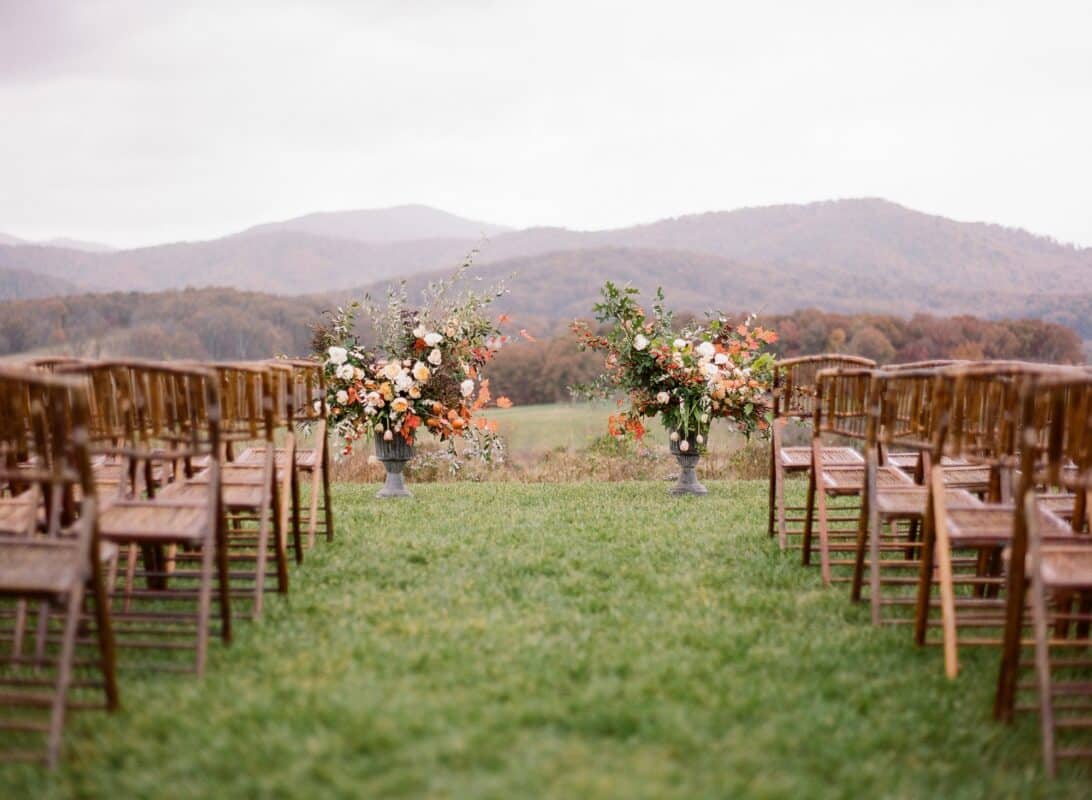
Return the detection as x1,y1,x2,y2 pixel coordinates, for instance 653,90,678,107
312,260,513,456
572,282,777,450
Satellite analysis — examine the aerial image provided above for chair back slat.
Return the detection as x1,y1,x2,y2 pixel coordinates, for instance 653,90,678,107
814,367,873,441
773,354,876,420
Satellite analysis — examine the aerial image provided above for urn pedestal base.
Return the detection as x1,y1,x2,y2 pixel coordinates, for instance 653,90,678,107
669,433,708,496
374,435,414,498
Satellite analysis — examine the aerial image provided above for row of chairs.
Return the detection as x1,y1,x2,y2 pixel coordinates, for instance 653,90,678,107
0,357,334,767
767,355,1092,775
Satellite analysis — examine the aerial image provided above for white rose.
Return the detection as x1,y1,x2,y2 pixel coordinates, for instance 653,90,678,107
394,373,414,392
634,334,649,351
336,390,348,404
424,332,443,347
673,339,687,350
714,353,729,366
460,379,475,397
427,348,442,366
701,362,719,379
336,363,355,381
412,326,426,339
697,341,715,358
656,391,670,404
327,346,348,365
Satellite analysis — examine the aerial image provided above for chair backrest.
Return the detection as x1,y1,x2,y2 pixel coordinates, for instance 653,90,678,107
813,367,875,442
275,359,327,423
929,363,1068,469
773,354,876,420
871,367,948,454
0,366,96,536
206,363,277,450
59,360,221,453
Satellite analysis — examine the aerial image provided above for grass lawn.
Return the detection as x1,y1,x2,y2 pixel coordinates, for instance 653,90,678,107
2,481,1085,798
485,402,744,455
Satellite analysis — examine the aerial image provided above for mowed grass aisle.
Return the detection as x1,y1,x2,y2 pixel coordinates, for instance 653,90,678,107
3,482,1087,798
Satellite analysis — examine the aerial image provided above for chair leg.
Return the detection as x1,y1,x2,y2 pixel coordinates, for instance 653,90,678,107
930,471,959,678
215,512,232,644
321,458,334,542
767,430,777,538
195,533,215,677
47,583,85,770
89,549,119,710
801,470,817,567
307,467,321,549
776,459,789,551
1028,555,1056,775
914,496,939,647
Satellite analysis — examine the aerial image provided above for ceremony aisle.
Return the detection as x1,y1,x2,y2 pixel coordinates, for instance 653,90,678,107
2,482,1083,798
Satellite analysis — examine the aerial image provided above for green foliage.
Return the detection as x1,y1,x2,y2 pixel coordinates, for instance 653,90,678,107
2,482,1083,798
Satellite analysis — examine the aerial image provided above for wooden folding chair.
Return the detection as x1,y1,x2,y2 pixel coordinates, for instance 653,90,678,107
801,367,914,584
64,361,231,677
236,359,334,549
850,367,984,624
913,364,1080,678
767,355,876,552
163,363,292,618
991,373,1092,775
0,367,118,768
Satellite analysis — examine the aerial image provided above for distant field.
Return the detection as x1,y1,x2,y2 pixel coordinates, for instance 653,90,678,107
482,402,745,455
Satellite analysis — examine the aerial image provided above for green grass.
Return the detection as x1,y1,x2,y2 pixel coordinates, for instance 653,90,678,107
485,402,743,455
2,482,1086,798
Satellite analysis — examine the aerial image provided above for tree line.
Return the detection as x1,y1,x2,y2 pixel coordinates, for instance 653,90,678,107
0,290,1083,407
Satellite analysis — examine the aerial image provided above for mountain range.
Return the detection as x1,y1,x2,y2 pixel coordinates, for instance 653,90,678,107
2,199,1091,340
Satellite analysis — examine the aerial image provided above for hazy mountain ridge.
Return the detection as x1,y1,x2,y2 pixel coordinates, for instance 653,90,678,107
236,204,510,243
2,199,1090,323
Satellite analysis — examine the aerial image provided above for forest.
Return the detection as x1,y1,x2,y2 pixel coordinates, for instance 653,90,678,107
0,289,1083,407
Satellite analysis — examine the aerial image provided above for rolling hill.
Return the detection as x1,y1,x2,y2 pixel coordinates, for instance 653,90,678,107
2,199,1090,332
0,266,81,301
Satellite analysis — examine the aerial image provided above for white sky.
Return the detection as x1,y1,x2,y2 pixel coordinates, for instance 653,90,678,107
1,0,1090,249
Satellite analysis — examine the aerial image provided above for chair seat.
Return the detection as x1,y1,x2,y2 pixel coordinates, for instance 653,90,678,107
947,505,1073,548
1035,493,1077,520
885,452,921,469
821,465,912,494
780,446,862,470
0,544,84,596
0,497,37,534
876,487,981,519
165,481,264,510
939,464,991,491
1038,545,1092,589
99,501,210,543
237,446,318,470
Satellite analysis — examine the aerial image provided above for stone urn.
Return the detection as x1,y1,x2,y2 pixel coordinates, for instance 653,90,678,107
669,432,707,496
374,434,414,498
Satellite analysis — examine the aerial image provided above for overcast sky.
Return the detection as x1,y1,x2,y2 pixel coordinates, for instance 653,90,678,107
2,0,1090,249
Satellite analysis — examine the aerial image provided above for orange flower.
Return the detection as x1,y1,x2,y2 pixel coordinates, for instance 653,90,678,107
496,396,512,409
520,329,537,342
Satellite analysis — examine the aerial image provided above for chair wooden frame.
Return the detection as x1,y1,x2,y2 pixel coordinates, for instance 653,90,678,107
57,360,232,676
0,367,118,768
991,373,1092,775
767,355,876,552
